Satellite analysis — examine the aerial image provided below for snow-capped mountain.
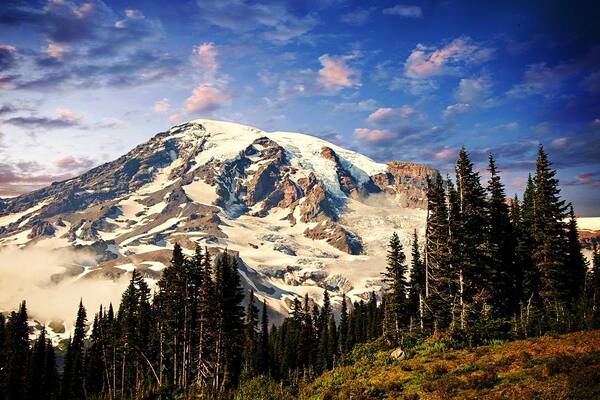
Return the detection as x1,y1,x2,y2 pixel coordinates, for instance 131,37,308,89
0,119,433,321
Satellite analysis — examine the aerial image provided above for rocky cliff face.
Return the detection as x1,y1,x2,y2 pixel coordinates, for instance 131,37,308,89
0,119,431,317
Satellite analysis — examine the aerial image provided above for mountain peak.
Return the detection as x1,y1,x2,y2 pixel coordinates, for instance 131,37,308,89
0,119,434,321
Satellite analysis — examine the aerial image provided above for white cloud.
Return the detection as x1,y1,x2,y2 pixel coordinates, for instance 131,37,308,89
455,76,492,103
404,37,494,79
443,103,471,119
333,98,377,113
382,4,422,18
318,53,361,91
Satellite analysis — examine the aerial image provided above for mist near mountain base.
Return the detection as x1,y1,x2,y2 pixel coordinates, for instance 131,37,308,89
0,246,129,326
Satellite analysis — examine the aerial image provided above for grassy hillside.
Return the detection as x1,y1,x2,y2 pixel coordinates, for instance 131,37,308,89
299,330,600,400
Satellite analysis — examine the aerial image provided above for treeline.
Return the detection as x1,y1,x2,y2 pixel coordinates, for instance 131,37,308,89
1,145,599,399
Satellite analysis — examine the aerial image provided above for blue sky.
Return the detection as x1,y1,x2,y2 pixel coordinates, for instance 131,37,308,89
0,0,599,214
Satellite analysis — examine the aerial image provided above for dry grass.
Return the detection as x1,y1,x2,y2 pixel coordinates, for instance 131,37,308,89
300,330,600,400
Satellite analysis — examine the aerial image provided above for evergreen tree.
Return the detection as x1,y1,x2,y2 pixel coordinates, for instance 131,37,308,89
338,294,349,354
5,301,30,400
408,231,425,331
532,146,569,317
327,316,337,367
196,247,216,388
214,251,246,389
84,313,105,399
61,301,87,400
317,290,332,372
258,300,270,375
565,205,587,303
519,176,541,311
382,232,409,342
485,153,516,318
27,327,57,400
43,339,59,400
425,172,452,330
455,147,488,329
243,290,259,377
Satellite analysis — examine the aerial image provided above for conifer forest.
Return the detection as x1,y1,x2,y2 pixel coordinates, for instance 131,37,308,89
1,146,599,400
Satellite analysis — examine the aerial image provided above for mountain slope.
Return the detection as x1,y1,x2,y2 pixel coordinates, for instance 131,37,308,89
0,119,433,321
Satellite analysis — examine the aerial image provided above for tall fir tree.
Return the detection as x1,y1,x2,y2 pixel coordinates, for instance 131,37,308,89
565,205,587,304
485,153,516,318
455,147,488,328
519,176,541,311
258,300,270,375
408,230,425,331
61,301,87,400
243,290,259,378
317,290,332,372
382,232,409,342
425,172,452,330
338,294,349,354
27,327,57,400
5,301,30,400
532,146,569,317
214,251,246,389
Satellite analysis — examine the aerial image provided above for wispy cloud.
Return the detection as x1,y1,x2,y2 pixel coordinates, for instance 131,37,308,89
382,4,423,18
340,8,374,25
404,37,494,79
195,0,317,43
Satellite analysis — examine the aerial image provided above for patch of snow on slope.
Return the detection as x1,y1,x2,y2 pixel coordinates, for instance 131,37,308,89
578,217,600,231
0,201,48,228
182,179,219,205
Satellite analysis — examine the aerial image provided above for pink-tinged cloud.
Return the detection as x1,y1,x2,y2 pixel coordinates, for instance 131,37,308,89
56,108,82,123
434,148,456,161
46,41,66,60
593,118,600,126
53,156,95,170
153,98,170,113
354,128,393,144
318,54,360,91
184,85,231,114
193,42,218,79
404,37,494,79
0,44,17,53
367,106,420,126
